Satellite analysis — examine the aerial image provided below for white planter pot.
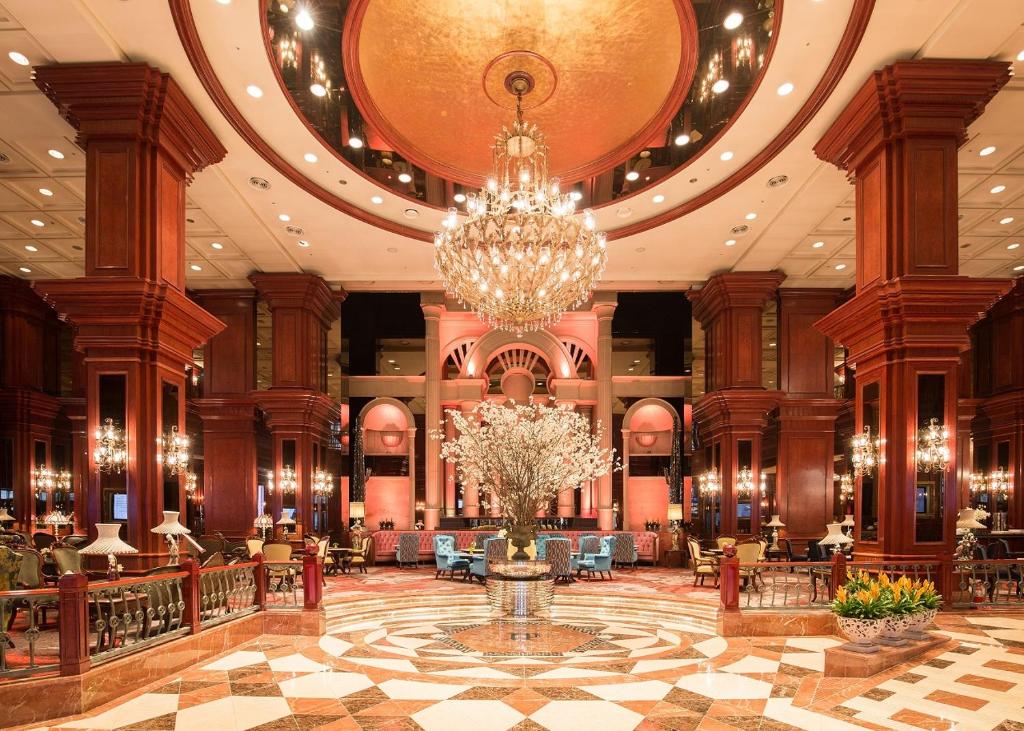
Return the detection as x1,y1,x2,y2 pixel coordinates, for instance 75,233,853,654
836,616,885,653
903,608,938,641
879,613,914,646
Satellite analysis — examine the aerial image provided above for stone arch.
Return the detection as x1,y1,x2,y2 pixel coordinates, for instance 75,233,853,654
461,329,577,380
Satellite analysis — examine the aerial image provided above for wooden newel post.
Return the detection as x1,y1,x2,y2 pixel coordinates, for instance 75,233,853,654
719,556,739,611
58,572,90,676
181,558,201,633
830,551,847,601
254,553,266,611
940,554,955,608
302,545,321,610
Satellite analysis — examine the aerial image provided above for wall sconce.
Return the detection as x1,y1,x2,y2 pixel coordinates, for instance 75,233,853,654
990,468,1013,501
969,472,988,497
55,470,72,494
915,418,950,473
184,470,198,496
699,469,721,495
850,426,878,477
836,473,854,501
32,466,55,496
634,431,657,448
736,467,755,498
158,426,191,476
278,466,298,494
312,468,334,496
93,418,127,474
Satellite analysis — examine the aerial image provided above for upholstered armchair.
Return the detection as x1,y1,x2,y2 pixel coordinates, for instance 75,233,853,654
535,534,551,560
736,541,763,589
545,538,576,583
577,534,600,559
578,535,616,580
474,533,496,550
469,536,507,583
433,534,469,580
612,532,638,568
347,536,370,574
688,537,718,587
716,536,737,550
396,533,421,568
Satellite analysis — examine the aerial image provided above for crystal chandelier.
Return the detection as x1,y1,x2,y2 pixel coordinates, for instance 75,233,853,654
699,468,721,495
312,468,334,496
837,473,854,501
93,418,127,474
915,418,950,473
158,426,191,476
850,426,879,478
184,470,198,497
990,468,1013,501
434,72,608,335
32,466,55,496
275,466,297,494
55,469,72,494
969,471,988,496
736,467,755,497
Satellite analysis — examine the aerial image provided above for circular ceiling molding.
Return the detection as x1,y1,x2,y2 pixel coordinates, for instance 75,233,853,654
342,0,697,185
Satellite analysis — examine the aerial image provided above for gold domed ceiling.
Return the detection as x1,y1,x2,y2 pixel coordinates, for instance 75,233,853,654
264,0,778,211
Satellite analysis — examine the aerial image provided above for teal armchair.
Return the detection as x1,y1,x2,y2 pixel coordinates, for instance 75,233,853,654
577,535,616,580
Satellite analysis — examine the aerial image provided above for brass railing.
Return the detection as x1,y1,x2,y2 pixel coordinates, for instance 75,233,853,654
199,562,259,627
737,561,834,609
87,572,189,663
264,560,304,607
951,559,1024,608
0,588,61,678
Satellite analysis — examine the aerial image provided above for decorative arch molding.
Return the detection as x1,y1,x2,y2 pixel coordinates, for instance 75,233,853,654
442,338,477,378
460,329,577,380
622,397,678,431
358,397,416,430
561,337,595,379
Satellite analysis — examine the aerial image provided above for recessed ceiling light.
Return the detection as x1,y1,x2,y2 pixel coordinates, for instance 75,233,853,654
745,212,757,220
835,263,847,270
635,247,646,253
625,170,639,181
991,184,1006,194
723,11,743,29
24,244,38,252
720,150,734,161
278,213,290,222
246,85,263,98
393,365,401,370
298,239,310,248
652,194,665,204
979,145,996,157
1008,243,1021,250
18,266,31,273
812,241,825,248
210,242,224,250
295,8,314,30
30,218,44,227
8,51,29,66
303,152,318,163
616,207,632,218
570,191,582,201
217,0,231,4
1000,216,1015,225
190,264,202,271
348,136,364,149
398,172,412,183
674,133,691,146
1018,50,1024,62
769,342,776,348
38,187,53,197
386,246,399,254
310,83,326,97
777,82,794,96
47,149,64,159
1015,264,1024,272
725,239,737,246
370,195,384,205
712,79,730,94
454,193,467,203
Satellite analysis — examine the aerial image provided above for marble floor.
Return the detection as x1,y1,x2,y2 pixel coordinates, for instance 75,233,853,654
15,567,1024,731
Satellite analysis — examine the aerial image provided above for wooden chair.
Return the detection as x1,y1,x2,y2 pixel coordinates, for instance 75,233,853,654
347,536,370,574
246,538,265,558
715,536,737,550
736,541,763,590
688,537,718,587
8,548,58,629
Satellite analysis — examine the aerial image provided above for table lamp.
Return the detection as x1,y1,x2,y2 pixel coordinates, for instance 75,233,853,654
79,523,138,579
43,509,72,537
277,512,296,540
151,510,204,565
955,507,986,532
819,522,854,555
667,504,684,550
254,513,274,540
840,513,855,538
766,514,785,550
0,506,14,526
349,501,365,530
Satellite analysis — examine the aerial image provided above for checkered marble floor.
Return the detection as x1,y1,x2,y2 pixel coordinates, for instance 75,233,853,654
16,568,1024,731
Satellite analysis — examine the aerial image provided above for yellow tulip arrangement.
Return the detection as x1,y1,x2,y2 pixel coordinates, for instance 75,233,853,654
833,571,942,619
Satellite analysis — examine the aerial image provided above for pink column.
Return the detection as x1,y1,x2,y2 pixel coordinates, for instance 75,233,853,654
443,410,457,516
460,401,480,517
579,405,595,516
593,297,617,529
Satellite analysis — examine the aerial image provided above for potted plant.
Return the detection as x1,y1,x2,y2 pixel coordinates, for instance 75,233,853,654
904,579,942,640
831,572,891,653
877,574,917,646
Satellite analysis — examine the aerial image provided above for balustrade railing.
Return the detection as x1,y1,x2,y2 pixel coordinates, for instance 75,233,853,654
737,562,833,609
264,561,303,607
0,588,60,677
951,559,1024,609
87,572,188,663
199,562,259,627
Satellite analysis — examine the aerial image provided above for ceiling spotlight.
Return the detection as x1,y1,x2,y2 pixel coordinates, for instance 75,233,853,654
38,187,53,197
453,193,467,203
725,239,737,246
303,152,318,163
30,219,44,227
777,82,794,96
1018,50,1024,62
745,212,757,220
570,191,583,201
19,266,31,273
217,0,231,4
720,150,734,161
835,263,847,270
278,213,291,222
24,245,38,252
674,133,691,146
8,51,29,66
370,195,384,205
398,172,412,184
210,242,224,250
712,79,730,94
812,241,825,249
652,194,665,204
625,170,640,181
979,145,996,157
348,136,364,150
246,84,263,98
295,8,314,30
47,149,64,159
190,264,202,271
991,184,1006,194
403,208,418,219
723,11,743,29
310,83,327,97
298,239,311,248
1008,243,1021,250
1015,264,1024,272
1000,216,1015,225
387,359,396,364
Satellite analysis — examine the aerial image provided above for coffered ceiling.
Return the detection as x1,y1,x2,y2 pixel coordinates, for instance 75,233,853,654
0,0,1022,293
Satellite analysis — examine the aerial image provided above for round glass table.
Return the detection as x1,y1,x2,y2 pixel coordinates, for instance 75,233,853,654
485,560,555,619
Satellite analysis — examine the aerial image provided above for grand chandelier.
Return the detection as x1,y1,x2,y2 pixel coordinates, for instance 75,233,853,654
434,72,608,335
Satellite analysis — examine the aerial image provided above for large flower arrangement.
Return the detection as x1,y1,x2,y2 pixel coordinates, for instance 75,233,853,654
436,399,618,559
832,571,942,650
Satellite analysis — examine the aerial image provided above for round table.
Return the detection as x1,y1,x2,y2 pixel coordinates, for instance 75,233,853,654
484,560,554,619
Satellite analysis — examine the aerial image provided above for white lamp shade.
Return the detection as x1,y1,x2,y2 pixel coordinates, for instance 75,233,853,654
666,504,683,521
0,507,14,522
956,508,986,530
151,510,191,535
43,510,72,526
276,514,296,526
254,514,274,529
840,513,856,528
767,514,785,528
80,523,138,555
349,502,365,519
819,522,854,546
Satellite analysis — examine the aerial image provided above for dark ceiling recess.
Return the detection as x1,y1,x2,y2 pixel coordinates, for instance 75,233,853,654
341,293,425,376
613,292,691,376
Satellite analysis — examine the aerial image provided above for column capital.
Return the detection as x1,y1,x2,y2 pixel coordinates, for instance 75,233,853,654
687,271,785,326
248,273,341,328
814,59,1011,174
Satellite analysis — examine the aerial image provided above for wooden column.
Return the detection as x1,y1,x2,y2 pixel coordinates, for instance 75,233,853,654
814,59,1012,560
32,63,226,560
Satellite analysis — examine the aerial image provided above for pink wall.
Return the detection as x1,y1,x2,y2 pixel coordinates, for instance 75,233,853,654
366,476,412,529
626,476,669,530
